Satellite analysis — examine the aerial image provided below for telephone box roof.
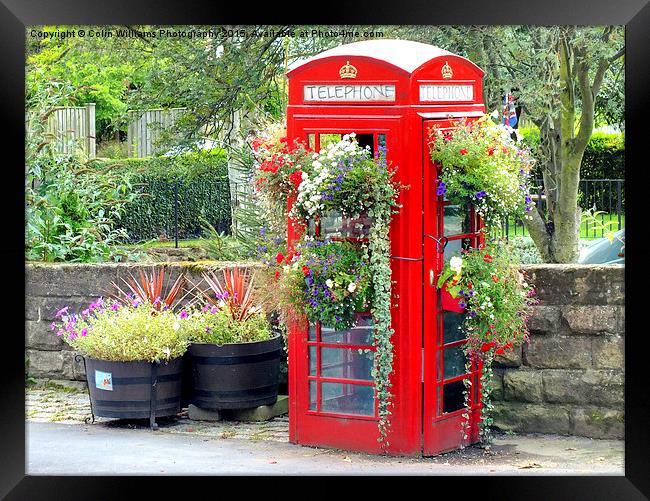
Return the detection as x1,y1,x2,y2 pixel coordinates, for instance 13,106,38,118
288,39,458,76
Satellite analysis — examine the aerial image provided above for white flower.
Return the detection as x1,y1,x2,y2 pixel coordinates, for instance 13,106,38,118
325,279,334,288
449,256,463,273
348,282,357,293
173,322,180,331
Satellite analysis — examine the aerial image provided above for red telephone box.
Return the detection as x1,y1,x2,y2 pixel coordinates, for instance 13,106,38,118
286,39,486,456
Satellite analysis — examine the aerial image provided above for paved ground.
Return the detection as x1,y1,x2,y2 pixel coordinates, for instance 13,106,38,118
25,381,625,475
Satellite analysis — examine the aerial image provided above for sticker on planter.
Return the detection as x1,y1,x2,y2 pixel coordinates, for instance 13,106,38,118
95,370,113,391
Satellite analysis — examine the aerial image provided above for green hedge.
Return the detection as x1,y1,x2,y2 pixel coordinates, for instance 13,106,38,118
519,127,624,179
98,149,232,242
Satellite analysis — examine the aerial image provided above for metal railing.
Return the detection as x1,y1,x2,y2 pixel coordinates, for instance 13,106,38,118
500,179,625,240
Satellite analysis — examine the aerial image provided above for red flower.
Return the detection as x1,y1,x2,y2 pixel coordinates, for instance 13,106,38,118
504,342,513,349
480,341,496,353
491,274,499,283
467,281,473,289
289,170,303,189
302,266,310,276
274,271,280,281
251,138,266,151
495,347,505,355
280,137,288,143
501,146,509,154
275,252,285,264
487,147,496,156
483,254,493,263
260,161,278,173
460,148,468,155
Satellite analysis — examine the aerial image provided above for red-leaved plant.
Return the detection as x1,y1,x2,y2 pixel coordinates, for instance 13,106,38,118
196,267,261,322
111,268,188,312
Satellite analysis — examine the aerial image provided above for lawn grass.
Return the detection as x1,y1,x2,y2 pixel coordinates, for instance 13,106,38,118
504,213,625,240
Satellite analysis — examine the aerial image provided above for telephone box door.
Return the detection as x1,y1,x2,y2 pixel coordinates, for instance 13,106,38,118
422,119,483,456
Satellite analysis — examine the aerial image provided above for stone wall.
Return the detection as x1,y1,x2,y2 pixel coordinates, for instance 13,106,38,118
491,264,625,439
25,262,624,439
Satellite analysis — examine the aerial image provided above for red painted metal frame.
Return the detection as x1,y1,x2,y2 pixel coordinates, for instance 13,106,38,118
286,45,486,456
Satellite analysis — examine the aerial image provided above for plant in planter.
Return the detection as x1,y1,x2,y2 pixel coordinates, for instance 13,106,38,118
428,116,536,229
256,133,402,445
185,267,281,411
50,297,193,428
436,240,537,444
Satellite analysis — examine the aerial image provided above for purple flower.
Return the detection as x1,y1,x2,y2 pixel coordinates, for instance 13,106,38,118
475,191,487,200
205,327,212,333
468,311,477,318
55,329,64,337
436,181,447,197
179,310,188,319
215,291,229,301
55,307,69,318
132,299,142,308
50,322,57,331
81,328,88,337
111,303,120,311
459,302,466,308
82,308,90,317
210,306,218,314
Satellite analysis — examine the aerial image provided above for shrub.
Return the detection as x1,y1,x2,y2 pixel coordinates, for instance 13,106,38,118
98,149,232,242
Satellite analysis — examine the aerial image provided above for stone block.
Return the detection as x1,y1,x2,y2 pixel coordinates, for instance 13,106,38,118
223,395,289,422
522,264,624,306
542,369,624,407
25,320,64,351
503,370,543,402
188,404,222,422
562,305,624,335
25,295,96,322
523,335,592,369
571,406,624,439
26,349,65,378
592,336,624,369
491,368,504,401
527,306,562,334
491,402,571,434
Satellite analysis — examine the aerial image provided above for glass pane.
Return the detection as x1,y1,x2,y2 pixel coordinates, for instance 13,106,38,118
443,311,466,344
319,134,342,149
356,133,374,156
307,133,316,149
309,346,317,376
444,345,468,379
321,347,373,381
444,238,462,262
377,133,387,148
321,383,375,416
443,380,467,414
320,315,374,345
320,210,372,238
308,323,317,341
309,380,317,410
444,204,469,236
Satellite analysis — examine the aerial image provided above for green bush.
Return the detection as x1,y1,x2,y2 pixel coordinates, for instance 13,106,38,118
99,149,233,242
519,127,624,180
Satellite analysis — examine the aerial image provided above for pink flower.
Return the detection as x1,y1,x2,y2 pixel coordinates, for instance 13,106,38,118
179,310,188,319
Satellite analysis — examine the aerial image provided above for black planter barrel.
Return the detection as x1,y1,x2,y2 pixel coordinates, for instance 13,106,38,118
84,356,184,428
188,336,282,410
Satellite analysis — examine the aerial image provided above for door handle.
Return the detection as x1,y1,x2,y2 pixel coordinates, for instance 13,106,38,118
424,234,448,253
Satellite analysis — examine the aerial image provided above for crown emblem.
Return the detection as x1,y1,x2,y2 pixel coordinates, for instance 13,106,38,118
441,61,453,79
339,61,357,79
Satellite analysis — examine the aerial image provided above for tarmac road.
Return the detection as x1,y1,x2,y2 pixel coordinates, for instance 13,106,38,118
26,422,624,476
